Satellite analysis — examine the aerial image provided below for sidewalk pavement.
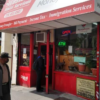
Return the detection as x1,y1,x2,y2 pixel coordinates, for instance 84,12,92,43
11,85,86,100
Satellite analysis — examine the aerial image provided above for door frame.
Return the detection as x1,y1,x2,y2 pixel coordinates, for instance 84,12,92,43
38,42,55,93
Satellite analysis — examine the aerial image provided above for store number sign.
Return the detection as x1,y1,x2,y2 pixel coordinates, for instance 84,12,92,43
58,41,66,47
77,78,95,100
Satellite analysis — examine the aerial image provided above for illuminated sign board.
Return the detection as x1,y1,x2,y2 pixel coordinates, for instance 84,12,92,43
58,41,66,47
62,30,71,36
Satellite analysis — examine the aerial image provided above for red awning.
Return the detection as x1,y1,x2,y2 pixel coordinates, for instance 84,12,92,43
0,0,100,33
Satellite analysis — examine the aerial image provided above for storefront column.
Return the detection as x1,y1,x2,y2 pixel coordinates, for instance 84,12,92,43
52,42,55,90
1,32,13,76
46,31,50,93
12,34,18,84
29,33,34,86
96,23,100,100
17,34,21,85
18,34,21,67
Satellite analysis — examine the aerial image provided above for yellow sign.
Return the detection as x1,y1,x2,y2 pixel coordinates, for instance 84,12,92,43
77,78,95,100
23,54,27,59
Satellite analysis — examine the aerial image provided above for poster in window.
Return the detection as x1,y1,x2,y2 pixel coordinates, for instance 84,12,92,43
23,54,27,59
77,78,95,100
76,24,92,34
23,48,26,54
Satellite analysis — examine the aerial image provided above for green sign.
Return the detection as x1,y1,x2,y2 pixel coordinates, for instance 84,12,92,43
58,41,66,47
74,56,86,63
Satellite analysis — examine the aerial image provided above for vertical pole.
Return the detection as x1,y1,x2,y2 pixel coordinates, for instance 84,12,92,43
52,42,55,90
96,24,100,100
46,31,50,93
18,34,21,67
29,33,34,87
17,34,21,85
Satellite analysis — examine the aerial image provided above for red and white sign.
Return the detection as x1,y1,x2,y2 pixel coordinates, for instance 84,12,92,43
0,0,94,30
62,30,71,35
76,24,92,34
21,75,28,81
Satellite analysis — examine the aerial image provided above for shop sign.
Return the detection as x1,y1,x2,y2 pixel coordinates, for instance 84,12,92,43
77,78,95,100
23,48,26,54
0,0,94,29
58,41,66,47
21,75,28,81
76,24,92,34
0,0,94,30
23,54,27,59
74,56,86,63
62,30,71,36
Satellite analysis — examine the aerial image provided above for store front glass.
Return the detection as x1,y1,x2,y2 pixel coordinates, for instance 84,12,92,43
20,34,30,66
55,23,97,75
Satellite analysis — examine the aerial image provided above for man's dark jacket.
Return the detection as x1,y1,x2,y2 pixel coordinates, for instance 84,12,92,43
0,64,11,97
37,56,45,71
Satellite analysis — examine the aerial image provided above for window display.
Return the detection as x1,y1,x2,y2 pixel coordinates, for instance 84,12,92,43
55,24,97,75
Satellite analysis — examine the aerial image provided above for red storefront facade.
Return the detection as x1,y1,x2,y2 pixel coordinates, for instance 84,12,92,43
0,0,100,100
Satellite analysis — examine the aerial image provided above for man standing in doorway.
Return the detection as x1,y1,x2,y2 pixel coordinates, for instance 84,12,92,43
36,52,45,92
0,52,11,100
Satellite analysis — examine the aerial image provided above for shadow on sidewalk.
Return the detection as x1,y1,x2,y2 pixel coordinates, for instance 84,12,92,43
30,89,63,99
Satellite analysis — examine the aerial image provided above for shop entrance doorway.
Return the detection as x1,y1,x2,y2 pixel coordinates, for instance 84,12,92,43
38,43,54,93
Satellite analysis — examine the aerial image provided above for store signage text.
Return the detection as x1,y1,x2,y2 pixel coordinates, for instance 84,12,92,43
58,41,66,47
21,75,28,81
76,24,92,34
0,1,93,29
62,30,71,35
62,30,71,36
37,0,58,7
6,0,24,6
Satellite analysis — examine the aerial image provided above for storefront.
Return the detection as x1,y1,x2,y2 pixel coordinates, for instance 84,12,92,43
0,0,100,100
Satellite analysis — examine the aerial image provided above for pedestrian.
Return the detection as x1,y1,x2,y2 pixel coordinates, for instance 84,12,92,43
33,52,45,92
0,52,11,100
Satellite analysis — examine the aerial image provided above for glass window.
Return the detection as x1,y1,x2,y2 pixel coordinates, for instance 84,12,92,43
20,34,30,66
55,23,97,72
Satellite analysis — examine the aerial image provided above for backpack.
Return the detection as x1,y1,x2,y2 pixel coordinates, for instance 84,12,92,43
32,56,40,71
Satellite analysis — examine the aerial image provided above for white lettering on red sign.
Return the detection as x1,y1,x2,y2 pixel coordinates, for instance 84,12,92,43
4,9,23,18
73,4,92,12
0,1,93,30
5,0,31,14
6,0,24,6
21,75,28,81
96,91,99,99
14,19,27,25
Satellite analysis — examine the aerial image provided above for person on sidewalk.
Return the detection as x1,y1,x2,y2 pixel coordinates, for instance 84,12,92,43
0,52,11,100
35,52,45,92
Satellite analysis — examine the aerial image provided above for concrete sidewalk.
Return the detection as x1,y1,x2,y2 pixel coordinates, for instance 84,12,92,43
11,85,86,100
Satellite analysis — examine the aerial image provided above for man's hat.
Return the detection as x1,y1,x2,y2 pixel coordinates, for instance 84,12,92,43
0,52,11,58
